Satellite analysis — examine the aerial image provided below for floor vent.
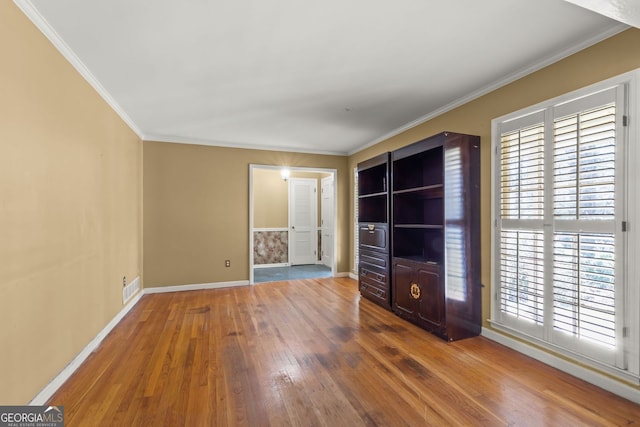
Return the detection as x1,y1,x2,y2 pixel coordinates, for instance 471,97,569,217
123,276,141,305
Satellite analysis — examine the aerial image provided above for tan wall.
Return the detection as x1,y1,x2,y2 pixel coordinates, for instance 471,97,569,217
143,142,348,287
0,2,143,404
253,169,327,229
253,168,289,228
348,28,640,331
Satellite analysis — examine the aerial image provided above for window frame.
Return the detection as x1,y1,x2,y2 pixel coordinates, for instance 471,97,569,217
490,69,640,382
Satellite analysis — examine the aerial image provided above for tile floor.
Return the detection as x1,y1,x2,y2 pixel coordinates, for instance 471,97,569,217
253,264,332,283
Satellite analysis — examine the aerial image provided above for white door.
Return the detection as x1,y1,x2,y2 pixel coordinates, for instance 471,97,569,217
321,175,334,268
289,178,317,265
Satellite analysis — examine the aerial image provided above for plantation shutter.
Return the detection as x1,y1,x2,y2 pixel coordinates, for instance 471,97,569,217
495,85,625,367
551,90,620,356
497,113,546,338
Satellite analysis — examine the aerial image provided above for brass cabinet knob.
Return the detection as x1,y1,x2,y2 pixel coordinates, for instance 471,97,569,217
410,282,421,300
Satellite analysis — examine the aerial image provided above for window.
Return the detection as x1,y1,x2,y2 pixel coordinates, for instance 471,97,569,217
492,71,639,379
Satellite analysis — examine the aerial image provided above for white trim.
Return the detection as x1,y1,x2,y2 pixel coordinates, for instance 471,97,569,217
491,68,640,375
493,69,638,125
29,290,145,405
333,272,350,278
254,263,289,269
14,0,144,140
482,327,640,404
349,272,359,280
144,280,249,294
146,133,346,156
13,0,627,157
349,23,628,156
253,227,288,232
29,271,354,405
489,320,639,383
249,165,338,285
29,278,250,405
626,69,640,376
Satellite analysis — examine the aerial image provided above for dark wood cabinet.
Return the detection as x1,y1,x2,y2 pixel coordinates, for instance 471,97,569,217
393,259,443,331
357,153,391,309
391,132,481,341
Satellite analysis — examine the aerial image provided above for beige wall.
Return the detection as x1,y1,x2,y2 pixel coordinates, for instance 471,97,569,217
5,0,639,404
253,169,327,229
143,142,348,287
348,28,640,331
0,2,143,404
253,169,289,228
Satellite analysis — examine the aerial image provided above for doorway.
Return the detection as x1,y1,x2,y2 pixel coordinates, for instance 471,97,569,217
249,165,337,284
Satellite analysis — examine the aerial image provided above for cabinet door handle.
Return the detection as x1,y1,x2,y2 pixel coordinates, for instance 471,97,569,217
410,282,421,300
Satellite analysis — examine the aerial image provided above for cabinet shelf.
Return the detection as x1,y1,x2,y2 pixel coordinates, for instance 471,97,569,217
357,152,391,309
394,255,440,265
359,192,387,199
391,131,481,342
393,185,443,199
394,224,443,229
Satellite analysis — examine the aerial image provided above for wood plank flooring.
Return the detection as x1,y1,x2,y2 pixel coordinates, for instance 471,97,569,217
48,277,640,426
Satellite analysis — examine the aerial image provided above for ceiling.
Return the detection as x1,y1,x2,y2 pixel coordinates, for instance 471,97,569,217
17,0,630,155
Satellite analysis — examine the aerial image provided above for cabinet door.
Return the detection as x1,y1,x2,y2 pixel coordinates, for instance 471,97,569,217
392,261,415,317
416,266,443,328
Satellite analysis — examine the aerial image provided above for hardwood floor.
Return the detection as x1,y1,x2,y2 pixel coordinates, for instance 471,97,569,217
49,277,640,426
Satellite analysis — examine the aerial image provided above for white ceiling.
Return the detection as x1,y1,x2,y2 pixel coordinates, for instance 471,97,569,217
17,0,629,155
564,0,640,28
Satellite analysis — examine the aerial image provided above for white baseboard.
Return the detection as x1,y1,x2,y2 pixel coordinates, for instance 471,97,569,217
30,290,144,405
333,272,351,278
31,273,357,404
348,272,358,280
144,280,249,294
253,263,289,269
481,327,640,404
30,278,248,404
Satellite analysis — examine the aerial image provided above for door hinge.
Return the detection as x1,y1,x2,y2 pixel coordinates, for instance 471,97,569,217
623,326,629,338
623,115,628,127
622,221,628,232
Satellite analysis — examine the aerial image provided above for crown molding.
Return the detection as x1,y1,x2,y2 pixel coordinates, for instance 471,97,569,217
14,0,144,139
349,22,630,156
14,0,628,156
144,133,348,156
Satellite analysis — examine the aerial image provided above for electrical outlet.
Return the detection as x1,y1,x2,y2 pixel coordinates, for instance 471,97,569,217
225,260,231,267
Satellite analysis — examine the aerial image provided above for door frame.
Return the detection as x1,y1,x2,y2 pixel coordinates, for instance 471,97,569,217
249,164,338,284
